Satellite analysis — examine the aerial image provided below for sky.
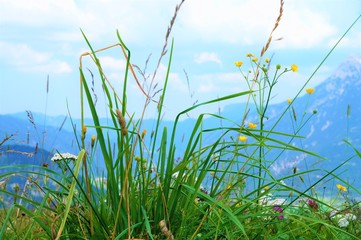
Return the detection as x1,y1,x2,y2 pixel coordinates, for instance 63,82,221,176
0,0,360,120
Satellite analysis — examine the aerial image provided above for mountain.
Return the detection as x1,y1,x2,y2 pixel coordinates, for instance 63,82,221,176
1,55,361,195
220,55,361,192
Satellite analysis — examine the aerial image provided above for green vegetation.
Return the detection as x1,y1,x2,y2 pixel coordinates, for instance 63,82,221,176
1,1,361,239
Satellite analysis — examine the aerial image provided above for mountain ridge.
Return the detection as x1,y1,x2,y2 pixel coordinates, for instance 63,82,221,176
1,55,361,192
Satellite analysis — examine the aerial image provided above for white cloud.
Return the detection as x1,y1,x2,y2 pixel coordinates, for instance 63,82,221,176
22,60,72,74
179,0,276,44
193,72,247,97
0,0,354,50
199,83,215,93
0,41,71,74
274,7,336,49
98,56,126,70
0,0,174,43
194,52,222,65
178,0,339,49
328,31,361,49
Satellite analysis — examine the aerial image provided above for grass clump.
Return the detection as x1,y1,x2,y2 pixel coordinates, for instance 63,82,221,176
1,0,361,239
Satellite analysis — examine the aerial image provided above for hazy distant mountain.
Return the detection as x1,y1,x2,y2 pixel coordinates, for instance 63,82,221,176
220,55,361,192
1,55,361,194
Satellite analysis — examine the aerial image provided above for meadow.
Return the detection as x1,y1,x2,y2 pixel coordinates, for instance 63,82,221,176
1,0,361,239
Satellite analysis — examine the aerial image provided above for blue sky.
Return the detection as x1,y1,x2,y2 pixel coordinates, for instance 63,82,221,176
0,0,360,120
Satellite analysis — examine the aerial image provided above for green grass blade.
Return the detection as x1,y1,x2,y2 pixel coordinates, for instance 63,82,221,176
55,149,85,240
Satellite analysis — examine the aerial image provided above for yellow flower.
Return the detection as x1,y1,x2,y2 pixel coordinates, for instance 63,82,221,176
264,186,269,191
265,58,270,63
234,61,243,67
82,125,87,140
236,202,242,207
246,53,253,57
82,125,87,134
226,185,231,190
194,197,199,205
336,184,347,192
305,88,315,94
251,57,258,63
291,64,298,72
248,122,257,129
287,98,292,104
238,136,247,142
141,129,147,139
91,135,96,148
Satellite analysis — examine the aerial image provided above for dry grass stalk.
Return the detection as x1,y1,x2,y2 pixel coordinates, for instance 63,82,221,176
260,0,284,57
150,0,186,91
159,220,174,240
116,109,128,135
26,110,36,129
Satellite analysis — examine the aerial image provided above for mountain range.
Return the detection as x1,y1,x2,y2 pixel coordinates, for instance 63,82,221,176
1,55,361,197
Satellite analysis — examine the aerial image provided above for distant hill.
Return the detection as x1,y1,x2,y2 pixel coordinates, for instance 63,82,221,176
1,55,361,196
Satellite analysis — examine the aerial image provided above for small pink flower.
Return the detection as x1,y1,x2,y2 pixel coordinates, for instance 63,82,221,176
307,199,319,211
273,205,284,220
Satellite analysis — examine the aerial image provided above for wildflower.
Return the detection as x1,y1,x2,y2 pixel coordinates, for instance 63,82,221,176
259,193,272,206
226,185,232,190
276,64,281,70
291,64,298,72
273,205,284,220
234,61,243,67
307,199,319,211
51,152,77,161
330,210,338,218
91,135,96,148
338,217,349,228
81,125,87,140
287,98,292,104
344,213,357,221
246,53,253,57
200,188,208,195
264,186,269,191
251,57,258,63
269,198,286,206
194,197,200,205
248,122,257,129
305,88,315,94
238,136,247,142
210,171,215,175
265,58,270,63
336,184,347,192
141,129,147,139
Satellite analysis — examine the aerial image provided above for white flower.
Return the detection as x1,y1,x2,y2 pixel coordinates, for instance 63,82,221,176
51,152,77,161
279,180,287,186
259,194,272,206
338,218,350,228
268,198,286,206
344,213,357,221
330,210,338,218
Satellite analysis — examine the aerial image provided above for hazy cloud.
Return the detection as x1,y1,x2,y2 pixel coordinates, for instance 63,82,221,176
194,52,222,65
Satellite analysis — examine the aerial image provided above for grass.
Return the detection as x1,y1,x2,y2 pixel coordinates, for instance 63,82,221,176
1,0,361,239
